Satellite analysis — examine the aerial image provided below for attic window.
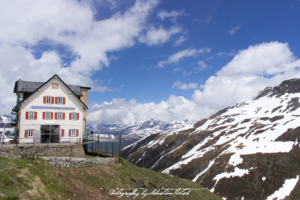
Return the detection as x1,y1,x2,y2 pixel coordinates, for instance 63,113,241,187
52,83,58,89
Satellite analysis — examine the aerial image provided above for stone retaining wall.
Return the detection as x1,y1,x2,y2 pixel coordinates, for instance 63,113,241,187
0,153,21,159
42,157,117,168
11,145,85,157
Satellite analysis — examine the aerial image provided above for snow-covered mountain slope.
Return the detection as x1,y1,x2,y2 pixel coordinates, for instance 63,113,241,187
87,119,192,140
121,78,300,200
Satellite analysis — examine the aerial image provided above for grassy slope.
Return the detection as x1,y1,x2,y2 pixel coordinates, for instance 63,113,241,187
0,155,221,200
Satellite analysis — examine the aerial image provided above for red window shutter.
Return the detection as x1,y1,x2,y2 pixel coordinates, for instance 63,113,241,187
34,112,37,119
76,129,79,136
43,112,45,119
55,113,57,120
51,97,54,104
25,130,28,137
63,97,66,104
55,97,58,104
25,112,29,119
69,113,72,120
43,96,46,104
69,130,71,136
63,113,65,120
51,112,53,119
77,113,79,120
62,129,64,137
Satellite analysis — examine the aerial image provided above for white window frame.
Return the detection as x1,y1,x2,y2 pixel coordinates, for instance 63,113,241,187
46,96,52,104
71,112,77,120
57,112,63,120
28,111,35,119
71,129,76,136
28,129,33,137
57,97,63,104
45,112,51,119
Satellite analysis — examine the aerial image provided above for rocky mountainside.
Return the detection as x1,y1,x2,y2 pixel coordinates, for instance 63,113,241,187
87,119,192,140
121,78,300,200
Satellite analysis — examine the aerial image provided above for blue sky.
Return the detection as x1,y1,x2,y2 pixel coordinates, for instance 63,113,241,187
1,0,300,125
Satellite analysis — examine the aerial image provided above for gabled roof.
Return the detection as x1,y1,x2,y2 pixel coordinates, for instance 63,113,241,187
14,74,90,111
14,80,90,96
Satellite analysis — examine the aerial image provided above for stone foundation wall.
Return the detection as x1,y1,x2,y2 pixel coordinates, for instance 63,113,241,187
42,157,117,168
11,145,85,157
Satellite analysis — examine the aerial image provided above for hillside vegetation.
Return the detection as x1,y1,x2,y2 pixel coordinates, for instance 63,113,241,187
0,156,220,200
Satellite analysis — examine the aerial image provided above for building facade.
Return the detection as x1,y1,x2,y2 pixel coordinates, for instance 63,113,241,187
12,75,91,144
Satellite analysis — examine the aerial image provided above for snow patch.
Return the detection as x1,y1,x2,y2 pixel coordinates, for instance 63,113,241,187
267,175,299,200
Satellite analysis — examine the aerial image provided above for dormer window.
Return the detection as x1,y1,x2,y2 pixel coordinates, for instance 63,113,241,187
52,83,58,89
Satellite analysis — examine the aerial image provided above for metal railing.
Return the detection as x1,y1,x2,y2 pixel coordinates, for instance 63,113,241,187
13,137,82,147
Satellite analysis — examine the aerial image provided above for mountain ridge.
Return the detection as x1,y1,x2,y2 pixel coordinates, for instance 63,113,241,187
121,78,300,200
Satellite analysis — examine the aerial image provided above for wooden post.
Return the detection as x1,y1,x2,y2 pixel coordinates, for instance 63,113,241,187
69,138,70,147
59,138,60,146
34,138,35,147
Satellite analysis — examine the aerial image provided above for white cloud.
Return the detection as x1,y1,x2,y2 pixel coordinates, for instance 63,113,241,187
157,47,210,68
192,42,300,109
87,95,214,126
226,25,241,35
183,61,208,75
172,81,198,90
174,35,187,46
205,16,212,23
89,41,300,125
139,25,181,46
173,67,183,73
157,10,184,22
217,50,236,57
0,0,159,114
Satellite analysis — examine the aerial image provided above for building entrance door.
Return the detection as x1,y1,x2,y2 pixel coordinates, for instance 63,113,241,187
40,125,60,143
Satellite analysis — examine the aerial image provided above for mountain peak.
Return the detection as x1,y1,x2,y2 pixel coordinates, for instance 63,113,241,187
253,78,300,100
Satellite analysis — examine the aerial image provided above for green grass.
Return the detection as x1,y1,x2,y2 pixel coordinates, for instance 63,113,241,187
0,156,221,200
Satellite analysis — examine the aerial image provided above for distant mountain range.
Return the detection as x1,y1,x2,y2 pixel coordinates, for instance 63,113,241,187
120,78,300,200
87,119,193,140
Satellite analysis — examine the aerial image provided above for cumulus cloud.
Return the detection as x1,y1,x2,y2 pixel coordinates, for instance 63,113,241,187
88,42,300,125
172,81,198,90
0,0,159,114
192,42,300,109
226,25,241,35
139,25,181,46
157,47,210,68
88,95,215,126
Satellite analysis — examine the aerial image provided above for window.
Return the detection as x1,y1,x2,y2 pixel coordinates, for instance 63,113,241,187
28,129,33,137
26,111,37,120
46,96,51,104
72,112,77,120
52,83,58,89
58,97,63,104
28,112,35,119
71,129,76,136
45,112,51,119
57,112,63,120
